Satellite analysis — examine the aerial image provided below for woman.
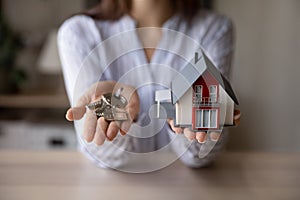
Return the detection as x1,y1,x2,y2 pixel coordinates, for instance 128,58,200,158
58,0,239,171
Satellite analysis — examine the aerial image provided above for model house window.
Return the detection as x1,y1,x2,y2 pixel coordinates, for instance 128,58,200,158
195,85,202,104
195,109,218,128
209,85,217,102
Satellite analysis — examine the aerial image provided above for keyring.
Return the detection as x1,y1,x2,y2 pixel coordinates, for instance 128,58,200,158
86,88,128,121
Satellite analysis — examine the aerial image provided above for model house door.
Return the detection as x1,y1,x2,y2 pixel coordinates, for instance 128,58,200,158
195,109,218,129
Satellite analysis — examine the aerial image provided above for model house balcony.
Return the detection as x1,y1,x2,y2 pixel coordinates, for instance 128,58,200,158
193,97,218,107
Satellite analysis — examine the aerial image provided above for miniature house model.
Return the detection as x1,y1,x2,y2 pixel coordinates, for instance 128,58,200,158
155,50,239,132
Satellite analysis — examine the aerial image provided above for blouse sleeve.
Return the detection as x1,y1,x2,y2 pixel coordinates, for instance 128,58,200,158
168,14,235,168
57,15,133,169
57,15,101,103
204,16,234,80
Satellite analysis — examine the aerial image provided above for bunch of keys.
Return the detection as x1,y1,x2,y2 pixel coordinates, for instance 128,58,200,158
86,88,128,121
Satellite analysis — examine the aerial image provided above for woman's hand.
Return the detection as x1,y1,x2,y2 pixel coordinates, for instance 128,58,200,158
167,109,241,143
65,81,140,145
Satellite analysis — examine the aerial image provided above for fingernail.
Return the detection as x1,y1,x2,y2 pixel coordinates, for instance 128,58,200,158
84,138,91,143
94,140,105,146
197,135,207,144
197,139,206,144
234,113,241,120
120,129,127,135
93,136,104,146
210,132,220,142
94,142,101,147
175,128,182,134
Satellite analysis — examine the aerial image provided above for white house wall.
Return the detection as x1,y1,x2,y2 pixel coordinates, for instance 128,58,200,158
175,88,193,126
219,86,234,126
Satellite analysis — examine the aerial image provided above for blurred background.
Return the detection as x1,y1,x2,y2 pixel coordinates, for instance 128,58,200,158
0,0,299,152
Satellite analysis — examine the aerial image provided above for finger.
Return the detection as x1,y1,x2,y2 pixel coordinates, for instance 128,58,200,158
196,132,207,143
73,80,118,111
210,131,221,142
76,92,91,107
117,84,139,122
83,110,97,142
94,117,108,146
65,92,91,121
65,108,73,121
83,81,116,103
65,107,86,121
120,120,131,134
183,128,196,140
127,104,139,122
234,118,241,126
167,119,183,134
69,82,113,121
106,121,120,141
234,109,241,126
91,81,116,99
127,96,140,122
120,129,127,135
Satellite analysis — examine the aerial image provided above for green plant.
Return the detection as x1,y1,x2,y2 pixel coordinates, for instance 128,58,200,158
0,10,26,93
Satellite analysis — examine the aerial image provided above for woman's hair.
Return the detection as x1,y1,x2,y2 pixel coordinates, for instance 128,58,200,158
85,0,204,22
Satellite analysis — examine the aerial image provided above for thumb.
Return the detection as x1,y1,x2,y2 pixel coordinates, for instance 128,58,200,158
167,119,183,134
65,107,86,121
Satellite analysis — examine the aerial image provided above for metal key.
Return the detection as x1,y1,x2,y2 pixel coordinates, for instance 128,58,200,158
86,88,128,121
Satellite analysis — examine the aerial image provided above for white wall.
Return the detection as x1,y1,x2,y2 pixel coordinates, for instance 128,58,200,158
3,0,84,34
2,0,85,90
215,0,300,151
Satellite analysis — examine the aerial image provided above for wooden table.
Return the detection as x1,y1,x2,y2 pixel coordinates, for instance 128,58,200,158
0,151,299,200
